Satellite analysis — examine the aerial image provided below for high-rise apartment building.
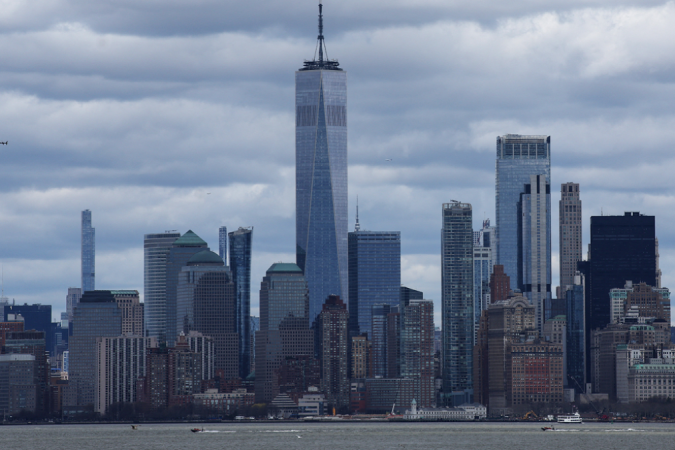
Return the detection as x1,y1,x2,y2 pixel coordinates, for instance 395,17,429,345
229,227,253,378
81,210,95,293
255,263,314,403
495,135,550,285
519,174,552,330
219,226,228,264
316,295,349,408
176,250,239,379
111,290,144,336
402,299,435,407
348,230,401,338
559,183,582,297
164,230,209,346
351,334,371,379
68,291,122,407
441,202,474,405
144,231,180,340
296,3,348,322
3,331,50,414
0,354,36,416
399,286,423,372
66,288,82,323
370,304,391,378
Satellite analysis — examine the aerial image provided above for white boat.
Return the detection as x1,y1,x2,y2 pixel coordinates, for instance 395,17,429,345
557,412,582,423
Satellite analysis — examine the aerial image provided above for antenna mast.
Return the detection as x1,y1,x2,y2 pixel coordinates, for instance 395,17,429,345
318,3,324,63
355,196,360,232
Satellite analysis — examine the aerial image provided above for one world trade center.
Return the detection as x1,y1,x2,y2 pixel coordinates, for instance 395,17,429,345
296,3,348,323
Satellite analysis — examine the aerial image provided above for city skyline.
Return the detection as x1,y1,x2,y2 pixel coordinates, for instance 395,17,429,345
0,2,674,329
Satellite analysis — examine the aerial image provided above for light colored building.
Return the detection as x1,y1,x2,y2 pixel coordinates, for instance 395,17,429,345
298,388,326,417
403,399,486,420
193,388,254,414
609,281,670,325
95,335,156,415
559,182,582,299
111,290,144,336
351,334,371,379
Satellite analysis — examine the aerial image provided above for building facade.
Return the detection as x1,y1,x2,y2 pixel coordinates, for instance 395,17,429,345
81,209,95,293
566,273,586,390
495,135,550,286
229,227,253,378
402,299,435,408
473,220,495,344
316,295,349,408
143,231,181,341
441,202,474,405
559,182,582,298
66,287,82,323
296,3,348,323
218,226,228,264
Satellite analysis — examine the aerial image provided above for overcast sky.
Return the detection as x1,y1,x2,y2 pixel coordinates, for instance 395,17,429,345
1,0,674,326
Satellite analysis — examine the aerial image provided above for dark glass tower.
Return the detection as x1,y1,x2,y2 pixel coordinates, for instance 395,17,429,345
219,226,228,264
81,210,95,293
441,202,474,405
229,227,253,378
296,3,348,323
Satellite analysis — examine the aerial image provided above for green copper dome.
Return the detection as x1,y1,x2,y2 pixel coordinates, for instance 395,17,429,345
187,250,224,265
173,230,207,247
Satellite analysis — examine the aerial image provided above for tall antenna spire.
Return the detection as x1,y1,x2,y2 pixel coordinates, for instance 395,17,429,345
318,2,324,63
355,195,361,232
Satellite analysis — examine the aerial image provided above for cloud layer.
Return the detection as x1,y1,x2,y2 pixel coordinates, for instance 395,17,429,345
0,1,674,326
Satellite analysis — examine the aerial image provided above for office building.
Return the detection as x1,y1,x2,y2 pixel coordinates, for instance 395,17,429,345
559,183,582,298
111,290,144,336
371,304,391,378
386,305,401,378
229,227,253,378
255,263,314,403
495,134,550,285
400,286,423,372
95,335,156,414
0,354,36,415
566,273,586,391
519,174,552,330
176,250,238,378
402,299,435,407
144,231,181,340
441,202,474,405
219,226,228,264
66,287,82,323
490,265,510,303
316,295,349,408
164,230,209,346
81,209,95,292
296,3,348,322
3,304,52,356
474,220,495,343
68,291,122,407
250,316,259,374
351,334,371,379
581,212,656,379
609,281,670,325
348,229,401,338
510,339,563,406
3,330,50,414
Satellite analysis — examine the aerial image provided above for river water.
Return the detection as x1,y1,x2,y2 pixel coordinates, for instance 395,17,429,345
1,421,672,449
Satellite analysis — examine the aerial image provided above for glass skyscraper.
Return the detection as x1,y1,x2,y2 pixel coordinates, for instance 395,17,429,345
348,231,401,338
566,273,586,391
495,135,550,285
229,227,253,378
473,220,495,344
81,210,95,293
219,226,228,264
441,202,474,405
296,3,348,323
144,231,180,340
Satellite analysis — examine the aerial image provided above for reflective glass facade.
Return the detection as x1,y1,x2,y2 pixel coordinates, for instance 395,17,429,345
229,227,252,378
81,210,95,293
296,68,348,323
566,277,585,390
519,174,552,331
144,232,180,340
348,231,401,338
495,135,550,284
219,226,228,264
441,202,473,403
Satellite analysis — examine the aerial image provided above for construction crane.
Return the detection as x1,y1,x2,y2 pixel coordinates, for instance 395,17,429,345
522,410,538,420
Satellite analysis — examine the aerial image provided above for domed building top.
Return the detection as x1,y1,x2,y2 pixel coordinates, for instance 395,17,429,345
187,250,224,266
173,230,207,247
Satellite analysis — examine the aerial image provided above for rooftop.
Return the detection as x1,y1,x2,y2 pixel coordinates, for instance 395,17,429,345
173,230,207,247
267,263,303,274
187,250,224,266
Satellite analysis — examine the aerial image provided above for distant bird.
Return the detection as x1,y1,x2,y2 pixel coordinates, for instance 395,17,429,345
385,158,392,161
0,141,7,145
297,436,302,438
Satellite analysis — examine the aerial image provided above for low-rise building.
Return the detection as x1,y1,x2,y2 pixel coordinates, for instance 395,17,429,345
403,399,486,420
193,388,255,414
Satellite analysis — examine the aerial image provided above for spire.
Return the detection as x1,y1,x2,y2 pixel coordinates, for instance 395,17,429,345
300,2,342,71
355,196,360,232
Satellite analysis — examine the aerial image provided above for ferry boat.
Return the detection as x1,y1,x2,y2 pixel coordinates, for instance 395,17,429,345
556,412,582,423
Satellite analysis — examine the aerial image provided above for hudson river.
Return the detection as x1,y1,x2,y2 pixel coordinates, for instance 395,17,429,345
1,422,673,449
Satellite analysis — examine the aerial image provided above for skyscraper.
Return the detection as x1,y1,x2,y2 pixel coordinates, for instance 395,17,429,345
66,287,82,323
441,202,474,405
559,183,582,296
229,227,253,378
81,209,95,293
402,299,435,408
144,231,181,340
255,263,314,403
566,272,585,391
473,220,495,343
316,295,349,408
164,230,209,346
296,3,348,322
176,250,239,379
219,226,228,264
495,135,550,284
348,230,401,338
519,174,552,330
